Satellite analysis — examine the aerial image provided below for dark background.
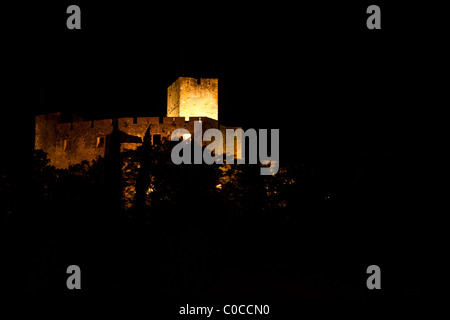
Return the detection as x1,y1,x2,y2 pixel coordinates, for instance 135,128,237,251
2,0,447,313
5,1,446,164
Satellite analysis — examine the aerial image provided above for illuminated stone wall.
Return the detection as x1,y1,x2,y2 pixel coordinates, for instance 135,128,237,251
35,113,219,169
36,113,114,168
35,77,229,169
167,79,180,118
167,77,218,121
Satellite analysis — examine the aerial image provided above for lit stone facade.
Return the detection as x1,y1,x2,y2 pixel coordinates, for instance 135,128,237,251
167,77,218,121
35,77,238,169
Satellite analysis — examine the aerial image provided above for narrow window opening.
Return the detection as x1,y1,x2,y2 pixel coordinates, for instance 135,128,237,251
64,140,71,151
96,137,105,148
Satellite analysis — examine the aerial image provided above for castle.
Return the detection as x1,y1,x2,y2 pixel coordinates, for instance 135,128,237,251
35,77,240,169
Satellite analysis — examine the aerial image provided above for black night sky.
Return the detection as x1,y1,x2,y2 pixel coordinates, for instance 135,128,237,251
6,2,443,156
1,0,447,313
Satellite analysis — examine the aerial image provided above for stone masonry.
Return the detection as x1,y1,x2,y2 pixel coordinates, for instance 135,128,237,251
35,77,239,168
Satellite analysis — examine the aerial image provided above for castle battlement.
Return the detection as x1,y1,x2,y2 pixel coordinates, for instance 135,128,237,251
35,77,231,169
167,77,218,121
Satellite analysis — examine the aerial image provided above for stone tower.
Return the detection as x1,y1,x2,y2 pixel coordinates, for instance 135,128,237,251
167,77,218,121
